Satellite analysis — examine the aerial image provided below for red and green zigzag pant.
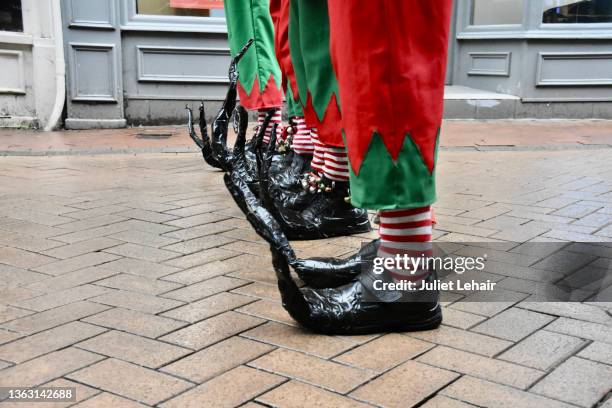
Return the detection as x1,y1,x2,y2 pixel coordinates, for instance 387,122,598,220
225,0,453,210
286,0,452,209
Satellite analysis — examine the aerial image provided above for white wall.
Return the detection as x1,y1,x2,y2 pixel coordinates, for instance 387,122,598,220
0,0,62,129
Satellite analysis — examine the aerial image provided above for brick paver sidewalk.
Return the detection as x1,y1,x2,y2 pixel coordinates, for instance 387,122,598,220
0,143,611,406
2,119,612,155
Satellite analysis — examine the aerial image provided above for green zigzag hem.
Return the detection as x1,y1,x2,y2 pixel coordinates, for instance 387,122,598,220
285,84,303,117
348,131,440,210
225,0,282,96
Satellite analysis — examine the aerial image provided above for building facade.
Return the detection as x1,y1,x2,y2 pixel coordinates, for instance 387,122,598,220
60,0,228,129
448,0,612,118
1,0,612,129
0,0,64,130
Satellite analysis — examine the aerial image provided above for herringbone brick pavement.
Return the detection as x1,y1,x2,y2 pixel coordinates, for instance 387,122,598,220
0,149,611,407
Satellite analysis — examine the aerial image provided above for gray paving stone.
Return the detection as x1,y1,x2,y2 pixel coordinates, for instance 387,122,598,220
519,301,612,325
31,252,120,276
405,325,512,357
83,307,187,338
0,247,56,269
161,311,264,350
0,264,49,286
573,212,612,228
0,347,104,388
101,257,181,279
42,237,122,260
531,357,612,407
546,317,612,344
161,260,240,285
0,305,33,324
57,215,128,233
499,330,586,370
95,273,182,295
104,243,181,263
0,301,109,335
162,292,254,323
109,229,180,248
52,224,131,246
531,250,597,276
117,208,179,224
417,346,544,389
91,289,184,314
67,358,193,406
11,284,110,312
76,330,191,369
0,321,106,363
162,275,248,302
472,307,554,341
577,342,612,365
441,376,576,408
552,204,601,219
163,247,238,269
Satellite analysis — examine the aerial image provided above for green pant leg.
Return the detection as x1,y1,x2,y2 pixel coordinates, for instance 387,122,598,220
224,0,283,110
288,0,342,146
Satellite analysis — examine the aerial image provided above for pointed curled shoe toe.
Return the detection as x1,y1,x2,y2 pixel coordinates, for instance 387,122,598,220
293,239,380,289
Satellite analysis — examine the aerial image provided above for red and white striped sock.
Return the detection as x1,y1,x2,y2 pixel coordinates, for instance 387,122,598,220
258,108,283,144
310,128,324,174
290,117,313,156
377,207,433,283
322,146,349,182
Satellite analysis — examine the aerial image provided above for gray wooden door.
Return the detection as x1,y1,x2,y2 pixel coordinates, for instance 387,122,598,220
62,0,231,128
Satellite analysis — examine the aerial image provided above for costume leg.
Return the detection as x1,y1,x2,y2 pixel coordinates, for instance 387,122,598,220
289,0,342,147
295,1,451,284
327,0,452,210
289,0,347,179
309,128,324,174
269,0,312,156
291,117,313,156
295,0,452,287
224,0,283,143
245,0,369,239
377,207,434,283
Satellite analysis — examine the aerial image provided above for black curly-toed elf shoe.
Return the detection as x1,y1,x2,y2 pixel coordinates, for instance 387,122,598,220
218,115,441,335
187,39,370,241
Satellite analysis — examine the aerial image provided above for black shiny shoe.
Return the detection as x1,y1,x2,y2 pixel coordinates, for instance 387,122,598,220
270,152,312,191
195,39,371,241
294,239,380,289
267,160,315,211
296,270,442,335
298,177,371,237
256,140,371,240
221,139,441,334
